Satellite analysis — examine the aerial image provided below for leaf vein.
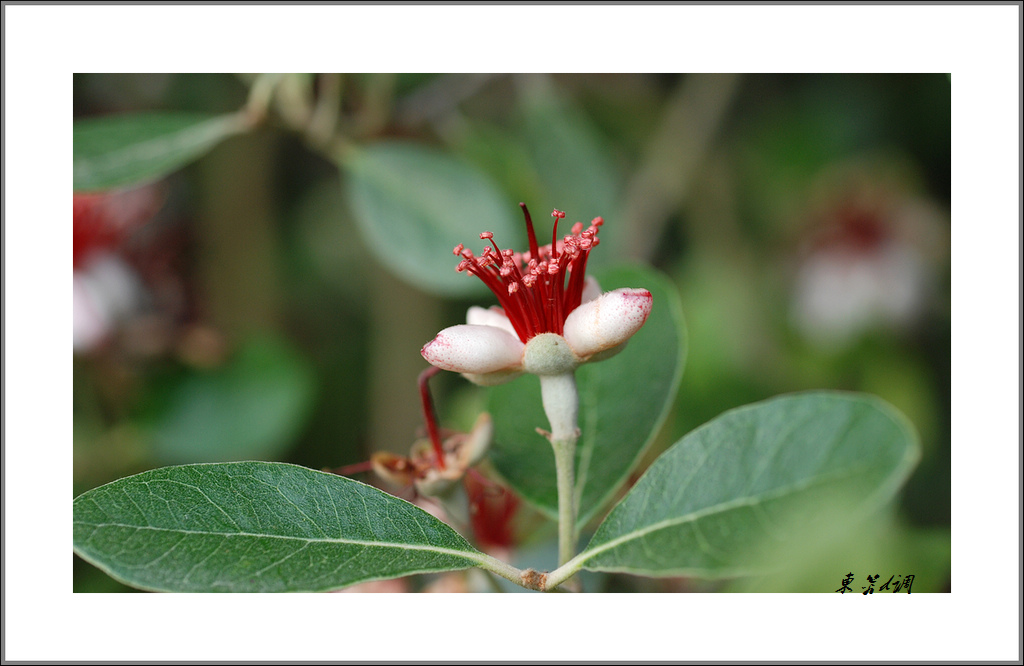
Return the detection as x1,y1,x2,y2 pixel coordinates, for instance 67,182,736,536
72,522,480,562
581,464,872,566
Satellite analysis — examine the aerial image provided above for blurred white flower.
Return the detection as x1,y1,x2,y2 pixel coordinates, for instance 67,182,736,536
73,189,159,353
791,171,945,349
74,252,147,352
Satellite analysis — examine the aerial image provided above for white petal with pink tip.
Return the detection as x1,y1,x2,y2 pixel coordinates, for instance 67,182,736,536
563,288,653,358
421,324,525,374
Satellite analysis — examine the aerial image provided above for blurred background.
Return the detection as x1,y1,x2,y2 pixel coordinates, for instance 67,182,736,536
73,73,950,592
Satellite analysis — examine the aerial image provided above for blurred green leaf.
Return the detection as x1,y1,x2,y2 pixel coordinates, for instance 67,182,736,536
453,121,545,213
340,142,518,296
73,462,483,592
668,254,783,439
147,335,315,464
724,514,950,593
518,98,624,261
488,265,686,528
74,111,247,191
577,392,919,578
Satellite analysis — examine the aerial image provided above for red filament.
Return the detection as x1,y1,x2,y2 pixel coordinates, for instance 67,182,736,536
454,204,603,343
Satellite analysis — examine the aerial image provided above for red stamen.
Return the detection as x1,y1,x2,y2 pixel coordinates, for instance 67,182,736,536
550,215,560,261
454,205,603,343
418,366,446,469
520,203,541,261
486,238,503,257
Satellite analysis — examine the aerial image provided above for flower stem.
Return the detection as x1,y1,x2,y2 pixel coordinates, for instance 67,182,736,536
551,433,578,568
417,366,446,468
539,373,580,570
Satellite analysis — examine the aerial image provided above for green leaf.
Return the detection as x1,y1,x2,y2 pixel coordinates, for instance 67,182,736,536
453,121,546,213
73,462,484,592
488,265,686,528
575,392,920,578
74,111,247,191
518,99,624,263
340,142,518,296
144,335,316,465
723,515,950,593
519,100,619,221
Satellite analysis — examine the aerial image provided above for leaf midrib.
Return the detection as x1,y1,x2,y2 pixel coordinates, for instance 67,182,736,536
74,521,482,562
576,463,878,569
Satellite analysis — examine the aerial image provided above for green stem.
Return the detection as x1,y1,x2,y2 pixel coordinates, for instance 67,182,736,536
538,373,580,572
545,551,589,591
470,553,546,591
551,434,578,568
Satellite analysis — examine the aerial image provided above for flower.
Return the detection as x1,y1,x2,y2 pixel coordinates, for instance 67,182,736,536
370,411,493,497
370,367,492,498
790,168,944,350
421,204,653,385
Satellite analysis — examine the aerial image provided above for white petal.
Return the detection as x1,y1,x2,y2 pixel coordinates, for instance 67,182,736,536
563,288,653,358
580,275,602,304
421,324,525,374
466,305,519,339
